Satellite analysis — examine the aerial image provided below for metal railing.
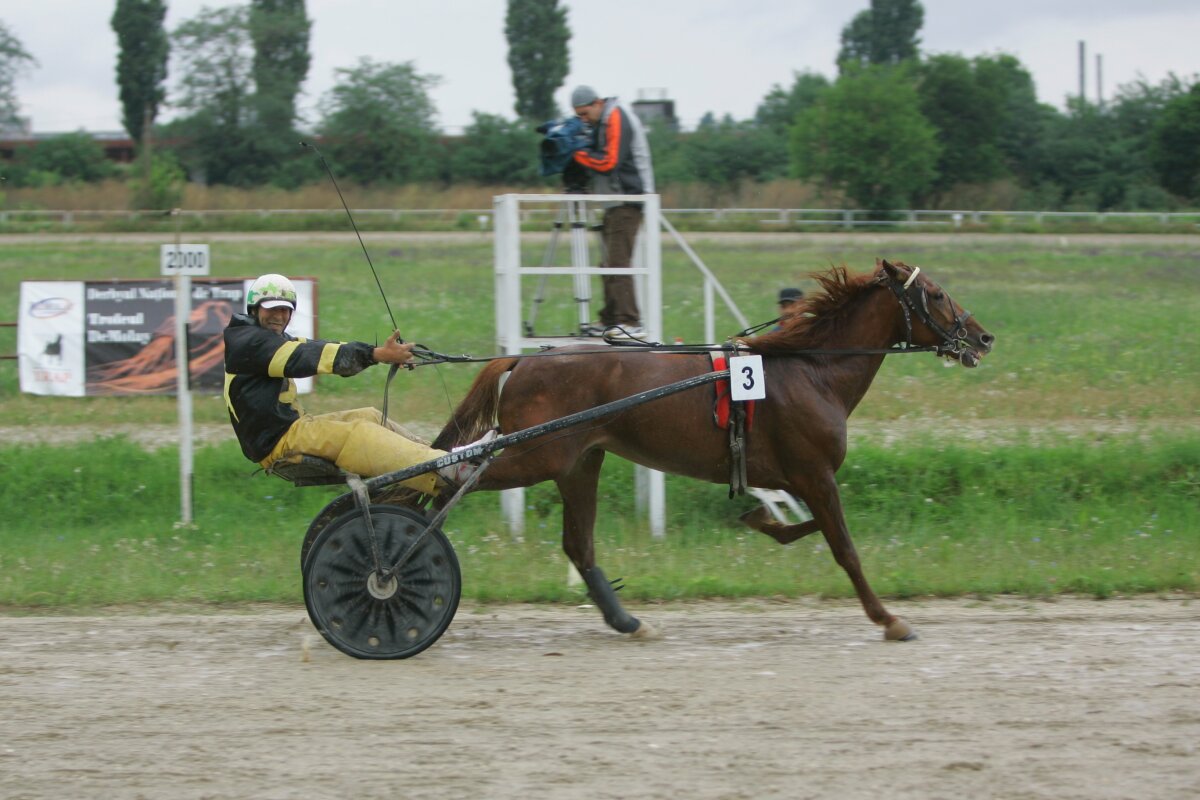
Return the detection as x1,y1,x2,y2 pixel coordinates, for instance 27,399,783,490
1,207,1198,230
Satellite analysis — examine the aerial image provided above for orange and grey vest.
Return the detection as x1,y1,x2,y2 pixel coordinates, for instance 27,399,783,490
572,97,655,205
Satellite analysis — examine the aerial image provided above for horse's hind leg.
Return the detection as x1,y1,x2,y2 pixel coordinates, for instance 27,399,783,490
804,473,916,641
739,505,821,544
556,449,645,636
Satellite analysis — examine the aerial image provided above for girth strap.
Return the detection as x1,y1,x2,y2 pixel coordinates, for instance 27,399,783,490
712,344,749,498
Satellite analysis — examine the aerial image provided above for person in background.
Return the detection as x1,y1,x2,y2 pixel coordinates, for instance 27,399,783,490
773,287,805,330
570,85,655,341
223,273,493,493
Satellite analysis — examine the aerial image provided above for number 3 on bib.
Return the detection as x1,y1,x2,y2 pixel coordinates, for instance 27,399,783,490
729,355,766,401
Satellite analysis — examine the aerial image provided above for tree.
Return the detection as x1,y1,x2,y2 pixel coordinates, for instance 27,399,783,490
753,71,831,177
169,5,260,184
1032,100,1129,210
755,71,831,134
172,6,253,128
664,116,788,186
972,53,1050,185
449,112,540,184
248,0,312,185
111,0,168,146
915,54,1006,199
505,0,570,121
317,58,442,184
0,20,37,129
248,0,310,134
791,64,940,211
1151,82,1200,200
837,0,924,72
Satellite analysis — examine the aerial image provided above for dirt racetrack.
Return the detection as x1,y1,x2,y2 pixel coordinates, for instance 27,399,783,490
3,597,1198,800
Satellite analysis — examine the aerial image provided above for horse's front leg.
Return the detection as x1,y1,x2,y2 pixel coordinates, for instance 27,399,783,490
556,448,651,637
802,472,917,641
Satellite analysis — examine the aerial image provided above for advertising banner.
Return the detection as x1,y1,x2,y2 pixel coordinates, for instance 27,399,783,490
17,278,316,397
18,281,87,396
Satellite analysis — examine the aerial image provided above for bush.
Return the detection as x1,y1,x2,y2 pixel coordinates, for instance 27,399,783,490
6,131,116,186
128,152,186,211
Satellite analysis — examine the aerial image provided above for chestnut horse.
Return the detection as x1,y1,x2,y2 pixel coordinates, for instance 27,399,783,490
432,260,994,641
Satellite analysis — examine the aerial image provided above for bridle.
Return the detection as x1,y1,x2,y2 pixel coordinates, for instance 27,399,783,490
878,266,974,358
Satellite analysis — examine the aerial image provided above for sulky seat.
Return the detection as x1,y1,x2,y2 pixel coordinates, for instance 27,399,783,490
265,453,354,487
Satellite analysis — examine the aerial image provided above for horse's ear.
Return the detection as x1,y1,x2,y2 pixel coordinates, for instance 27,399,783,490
880,259,902,281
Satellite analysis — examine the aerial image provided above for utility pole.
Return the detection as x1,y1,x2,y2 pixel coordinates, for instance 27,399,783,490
1096,53,1104,108
1078,41,1086,104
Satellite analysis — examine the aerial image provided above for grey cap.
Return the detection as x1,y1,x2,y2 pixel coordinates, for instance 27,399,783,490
571,85,599,108
778,287,804,303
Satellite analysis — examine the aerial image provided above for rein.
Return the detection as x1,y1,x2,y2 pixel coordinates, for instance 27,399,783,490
403,340,941,368
405,265,971,367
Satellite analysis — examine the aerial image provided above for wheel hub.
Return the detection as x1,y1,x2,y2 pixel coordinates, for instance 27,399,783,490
366,570,399,600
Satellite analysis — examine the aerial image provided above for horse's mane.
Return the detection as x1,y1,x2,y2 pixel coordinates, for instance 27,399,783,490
741,264,880,354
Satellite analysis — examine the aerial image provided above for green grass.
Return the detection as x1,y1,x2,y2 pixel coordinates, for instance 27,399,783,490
2,234,1198,424
1,233,1198,608
0,434,1195,607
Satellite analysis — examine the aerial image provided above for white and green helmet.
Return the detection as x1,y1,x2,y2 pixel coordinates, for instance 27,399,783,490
247,273,297,313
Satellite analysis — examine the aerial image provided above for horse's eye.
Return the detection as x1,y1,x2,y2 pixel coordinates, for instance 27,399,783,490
931,292,945,302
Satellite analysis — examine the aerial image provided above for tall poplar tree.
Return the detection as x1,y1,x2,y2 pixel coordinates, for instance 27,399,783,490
111,0,169,146
837,0,924,72
249,0,311,134
505,0,570,121
0,20,37,130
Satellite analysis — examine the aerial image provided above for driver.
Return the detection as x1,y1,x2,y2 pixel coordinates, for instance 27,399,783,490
223,273,493,493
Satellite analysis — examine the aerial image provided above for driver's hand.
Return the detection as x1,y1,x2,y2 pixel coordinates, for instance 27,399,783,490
373,331,413,365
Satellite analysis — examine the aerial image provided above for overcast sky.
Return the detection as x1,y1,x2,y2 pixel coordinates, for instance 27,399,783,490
6,0,1200,135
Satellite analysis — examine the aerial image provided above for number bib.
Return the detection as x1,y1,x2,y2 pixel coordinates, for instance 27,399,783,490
728,355,766,401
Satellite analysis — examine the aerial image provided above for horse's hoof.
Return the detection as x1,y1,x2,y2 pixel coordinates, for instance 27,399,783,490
884,617,918,642
630,620,662,640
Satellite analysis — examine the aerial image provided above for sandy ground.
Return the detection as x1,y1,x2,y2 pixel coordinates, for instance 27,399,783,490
1,597,1197,800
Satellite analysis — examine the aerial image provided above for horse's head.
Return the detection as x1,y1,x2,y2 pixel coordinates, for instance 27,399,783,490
877,259,994,368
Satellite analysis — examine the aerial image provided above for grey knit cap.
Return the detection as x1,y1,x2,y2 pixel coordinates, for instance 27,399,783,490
571,85,599,108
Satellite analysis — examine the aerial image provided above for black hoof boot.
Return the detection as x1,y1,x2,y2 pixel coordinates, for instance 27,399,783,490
582,566,641,633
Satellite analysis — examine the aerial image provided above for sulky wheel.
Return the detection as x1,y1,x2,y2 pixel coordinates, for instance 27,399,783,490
302,504,461,660
300,492,356,571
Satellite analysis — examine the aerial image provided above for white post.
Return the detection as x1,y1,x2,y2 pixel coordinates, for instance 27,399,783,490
493,195,526,534
638,196,666,537
704,279,716,345
641,194,663,343
160,230,209,528
174,272,193,526
493,193,667,537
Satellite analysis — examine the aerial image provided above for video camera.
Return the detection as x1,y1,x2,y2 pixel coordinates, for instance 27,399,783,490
536,115,592,178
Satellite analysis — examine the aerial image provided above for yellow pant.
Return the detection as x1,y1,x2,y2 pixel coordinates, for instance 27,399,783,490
261,407,446,494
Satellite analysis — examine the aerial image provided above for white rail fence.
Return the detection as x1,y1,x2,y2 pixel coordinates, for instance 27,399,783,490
1,207,1198,229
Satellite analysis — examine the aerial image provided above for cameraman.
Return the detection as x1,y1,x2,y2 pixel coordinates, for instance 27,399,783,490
570,85,655,340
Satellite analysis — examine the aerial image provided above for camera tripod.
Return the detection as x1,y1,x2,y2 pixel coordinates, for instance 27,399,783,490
523,198,606,338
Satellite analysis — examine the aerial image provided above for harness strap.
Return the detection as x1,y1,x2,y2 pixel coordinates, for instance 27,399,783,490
719,343,749,498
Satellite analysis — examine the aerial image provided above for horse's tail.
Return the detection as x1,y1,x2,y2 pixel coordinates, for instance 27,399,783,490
432,358,519,450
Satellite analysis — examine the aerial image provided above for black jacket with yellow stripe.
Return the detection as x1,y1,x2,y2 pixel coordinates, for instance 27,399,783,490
223,313,376,462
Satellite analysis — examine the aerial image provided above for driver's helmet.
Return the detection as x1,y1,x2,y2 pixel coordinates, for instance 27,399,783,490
246,273,297,313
